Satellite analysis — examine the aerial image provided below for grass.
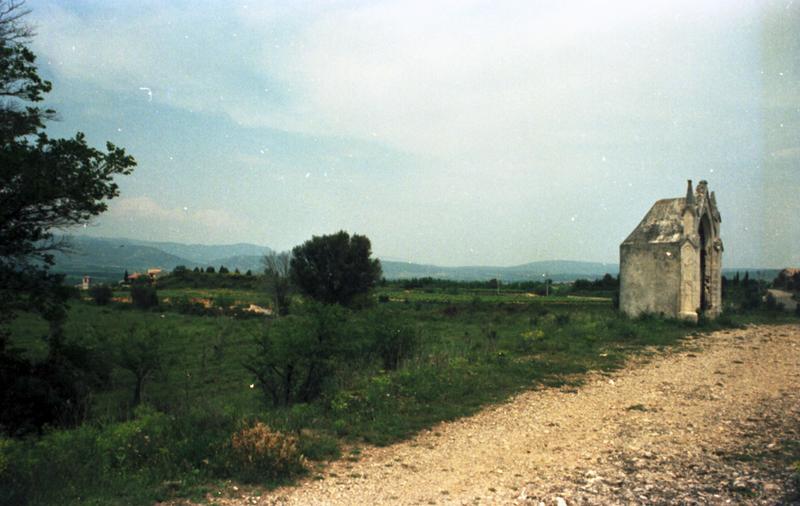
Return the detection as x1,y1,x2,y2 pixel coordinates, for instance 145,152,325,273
3,284,797,505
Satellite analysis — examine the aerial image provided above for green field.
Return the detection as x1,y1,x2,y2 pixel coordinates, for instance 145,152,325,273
2,280,796,505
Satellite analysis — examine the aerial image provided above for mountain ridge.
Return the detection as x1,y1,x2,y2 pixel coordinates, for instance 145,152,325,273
50,235,778,284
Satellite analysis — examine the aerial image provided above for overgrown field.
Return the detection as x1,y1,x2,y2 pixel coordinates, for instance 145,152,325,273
2,282,795,505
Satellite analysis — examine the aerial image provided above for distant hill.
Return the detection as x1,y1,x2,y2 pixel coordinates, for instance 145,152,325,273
50,235,778,285
381,260,619,282
120,239,271,264
50,236,271,283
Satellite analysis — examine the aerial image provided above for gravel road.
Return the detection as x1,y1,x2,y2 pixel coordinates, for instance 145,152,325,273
211,323,800,505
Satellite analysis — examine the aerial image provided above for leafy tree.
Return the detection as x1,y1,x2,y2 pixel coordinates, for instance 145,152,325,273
218,265,229,274
245,303,349,406
263,251,292,316
205,266,215,274
0,1,135,434
131,284,158,309
290,231,382,306
88,283,112,305
115,325,163,406
0,0,135,341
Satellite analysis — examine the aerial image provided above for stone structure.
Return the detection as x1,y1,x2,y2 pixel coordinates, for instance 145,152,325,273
620,180,722,322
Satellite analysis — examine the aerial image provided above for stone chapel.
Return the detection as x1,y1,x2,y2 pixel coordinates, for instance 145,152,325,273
619,180,722,321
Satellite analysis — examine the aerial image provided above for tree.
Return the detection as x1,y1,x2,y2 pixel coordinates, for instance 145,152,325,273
0,0,136,342
131,284,158,309
116,325,163,407
89,283,112,305
263,251,292,316
218,265,229,274
205,266,215,274
0,2,135,434
245,303,348,406
290,231,382,306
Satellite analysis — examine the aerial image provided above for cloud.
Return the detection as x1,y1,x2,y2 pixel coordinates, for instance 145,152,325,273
27,0,792,267
92,196,252,244
32,0,763,161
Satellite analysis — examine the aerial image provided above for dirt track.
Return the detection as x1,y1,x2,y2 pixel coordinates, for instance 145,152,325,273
220,323,800,505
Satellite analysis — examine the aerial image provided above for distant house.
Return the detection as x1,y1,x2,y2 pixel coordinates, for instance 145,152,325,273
81,275,92,290
125,268,165,284
147,268,165,280
127,272,145,282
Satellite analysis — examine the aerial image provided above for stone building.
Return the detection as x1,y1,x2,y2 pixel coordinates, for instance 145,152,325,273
620,180,722,322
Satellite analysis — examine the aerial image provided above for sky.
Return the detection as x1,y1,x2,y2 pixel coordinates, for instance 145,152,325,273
26,0,800,267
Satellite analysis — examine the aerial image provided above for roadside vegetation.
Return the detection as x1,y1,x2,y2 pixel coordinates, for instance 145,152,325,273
3,257,796,505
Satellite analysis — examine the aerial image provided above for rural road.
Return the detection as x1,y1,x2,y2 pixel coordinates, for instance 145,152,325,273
213,323,800,505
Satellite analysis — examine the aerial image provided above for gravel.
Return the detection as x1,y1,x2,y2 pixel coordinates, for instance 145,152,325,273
194,323,800,505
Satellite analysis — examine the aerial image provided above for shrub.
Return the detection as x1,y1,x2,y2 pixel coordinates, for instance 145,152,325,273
96,405,173,473
89,284,113,305
131,285,158,310
213,294,234,309
245,303,349,406
228,422,305,483
367,309,418,370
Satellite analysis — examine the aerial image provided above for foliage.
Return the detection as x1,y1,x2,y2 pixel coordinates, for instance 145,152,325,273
0,337,111,437
4,280,796,503
0,405,242,505
263,251,292,316
0,2,135,440
290,231,382,306
772,269,800,292
115,325,164,407
131,284,158,310
245,303,349,406
227,422,306,483
0,0,135,333
366,308,418,370
89,283,113,305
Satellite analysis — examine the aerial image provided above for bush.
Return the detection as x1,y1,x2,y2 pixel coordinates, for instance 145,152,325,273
245,303,349,406
367,309,418,370
89,284,113,305
213,294,234,310
131,285,159,310
227,422,306,483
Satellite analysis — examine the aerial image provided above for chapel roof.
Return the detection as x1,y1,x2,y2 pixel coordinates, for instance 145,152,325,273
622,197,686,245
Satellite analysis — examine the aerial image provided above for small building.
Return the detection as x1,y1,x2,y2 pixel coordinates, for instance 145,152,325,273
81,275,92,290
147,268,165,280
620,180,722,322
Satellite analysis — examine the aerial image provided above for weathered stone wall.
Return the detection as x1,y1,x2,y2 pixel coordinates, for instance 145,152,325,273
620,242,682,317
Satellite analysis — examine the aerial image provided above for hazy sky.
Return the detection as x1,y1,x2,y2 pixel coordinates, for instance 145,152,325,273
28,0,799,267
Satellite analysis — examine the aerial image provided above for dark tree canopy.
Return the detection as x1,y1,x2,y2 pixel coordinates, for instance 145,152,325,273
0,0,136,307
290,231,382,306
0,0,135,435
